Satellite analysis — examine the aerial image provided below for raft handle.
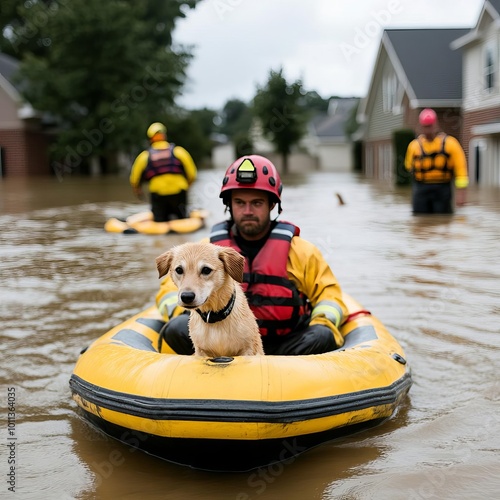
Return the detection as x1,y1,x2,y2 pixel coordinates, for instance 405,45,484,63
342,310,372,324
208,356,234,364
392,353,407,365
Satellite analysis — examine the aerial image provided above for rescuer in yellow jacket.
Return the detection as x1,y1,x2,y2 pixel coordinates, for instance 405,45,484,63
156,155,347,356
129,122,197,221
405,108,468,214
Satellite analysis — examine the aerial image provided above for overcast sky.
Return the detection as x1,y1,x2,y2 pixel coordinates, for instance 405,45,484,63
173,0,484,110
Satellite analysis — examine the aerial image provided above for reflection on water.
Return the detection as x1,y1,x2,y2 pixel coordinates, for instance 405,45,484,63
1,172,500,499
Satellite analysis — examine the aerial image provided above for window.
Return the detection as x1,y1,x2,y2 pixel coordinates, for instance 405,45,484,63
484,44,496,92
382,72,398,113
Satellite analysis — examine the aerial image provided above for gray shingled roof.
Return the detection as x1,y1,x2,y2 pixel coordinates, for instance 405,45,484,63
0,52,20,87
385,28,469,101
309,98,359,139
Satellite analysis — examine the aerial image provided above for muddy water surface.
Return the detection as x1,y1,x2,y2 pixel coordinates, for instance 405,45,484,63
1,171,499,499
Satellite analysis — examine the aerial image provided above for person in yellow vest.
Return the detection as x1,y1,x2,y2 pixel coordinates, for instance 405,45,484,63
129,122,197,221
405,109,468,214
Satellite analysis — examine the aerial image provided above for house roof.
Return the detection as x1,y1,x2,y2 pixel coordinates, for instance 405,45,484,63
384,28,469,105
358,28,470,120
0,52,41,120
309,98,359,140
0,52,19,84
0,52,22,102
451,1,500,49
488,0,500,15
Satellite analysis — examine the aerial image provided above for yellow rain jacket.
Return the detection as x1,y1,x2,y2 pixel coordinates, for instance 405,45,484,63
129,140,197,195
156,234,348,348
405,133,469,188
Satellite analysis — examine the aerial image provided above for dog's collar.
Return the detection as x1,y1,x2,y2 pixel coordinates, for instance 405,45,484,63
195,291,236,324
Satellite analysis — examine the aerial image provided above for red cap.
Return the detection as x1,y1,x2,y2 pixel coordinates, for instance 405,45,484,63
419,108,437,126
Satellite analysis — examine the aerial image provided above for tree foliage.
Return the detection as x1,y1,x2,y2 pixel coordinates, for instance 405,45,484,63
219,99,252,138
300,90,330,115
169,108,216,165
3,0,200,170
1,0,198,58
253,68,307,173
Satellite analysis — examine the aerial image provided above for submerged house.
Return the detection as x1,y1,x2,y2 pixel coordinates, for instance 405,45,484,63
358,0,500,187
302,97,359,172
357,28,468,183
452,0,500,185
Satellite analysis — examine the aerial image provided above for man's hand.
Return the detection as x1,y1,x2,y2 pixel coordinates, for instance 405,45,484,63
132,185,144,200
455,188,466,207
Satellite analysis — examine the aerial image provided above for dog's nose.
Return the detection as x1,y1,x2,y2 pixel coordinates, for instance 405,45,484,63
180,291,196,304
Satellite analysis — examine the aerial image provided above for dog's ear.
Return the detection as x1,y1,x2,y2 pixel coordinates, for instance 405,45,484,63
156,250,173,278
218,247,244,283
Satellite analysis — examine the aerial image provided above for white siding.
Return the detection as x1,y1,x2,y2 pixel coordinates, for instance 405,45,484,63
365,53,404,140
378,143,393,182
463,24,500,111
316,143,352,172
0,85,22,128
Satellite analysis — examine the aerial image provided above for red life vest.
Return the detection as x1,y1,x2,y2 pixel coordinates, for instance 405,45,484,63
142,144,186,181
210,221,311,337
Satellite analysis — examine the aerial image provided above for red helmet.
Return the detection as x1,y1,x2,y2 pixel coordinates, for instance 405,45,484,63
220,155,283,206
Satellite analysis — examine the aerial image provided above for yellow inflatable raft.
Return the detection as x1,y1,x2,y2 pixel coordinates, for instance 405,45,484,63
104,209,208,235
69,293,412,471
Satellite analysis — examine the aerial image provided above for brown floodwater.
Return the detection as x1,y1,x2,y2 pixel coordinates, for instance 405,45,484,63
1,170,499,499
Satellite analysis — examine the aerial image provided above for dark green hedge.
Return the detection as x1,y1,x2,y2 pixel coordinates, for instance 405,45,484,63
392,129,415,185
352,140,363,172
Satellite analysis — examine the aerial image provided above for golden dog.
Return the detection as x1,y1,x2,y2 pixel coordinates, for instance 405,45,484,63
156,242,263,357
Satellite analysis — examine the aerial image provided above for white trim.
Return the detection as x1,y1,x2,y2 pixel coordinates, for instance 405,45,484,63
409,99,463,109
382,32,416,103
451,2,499,50
272,228,294,239
18,104,37,119
472,122,500,134
451,31,480,50
357,31,415,123
357,40,384,119
0,73,21,103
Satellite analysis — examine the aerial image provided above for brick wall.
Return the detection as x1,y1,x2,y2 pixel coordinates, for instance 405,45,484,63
25,130,51,175
402,104,463,141
0,129,51,177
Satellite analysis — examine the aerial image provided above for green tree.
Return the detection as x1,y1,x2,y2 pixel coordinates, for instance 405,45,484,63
166,108,216,166
1,0,198,58
0,0,52,58
189,107,218,139
253,68,307,173
8,0,200,173
218,99,253,158
300,90,330,114
220,99,252,138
